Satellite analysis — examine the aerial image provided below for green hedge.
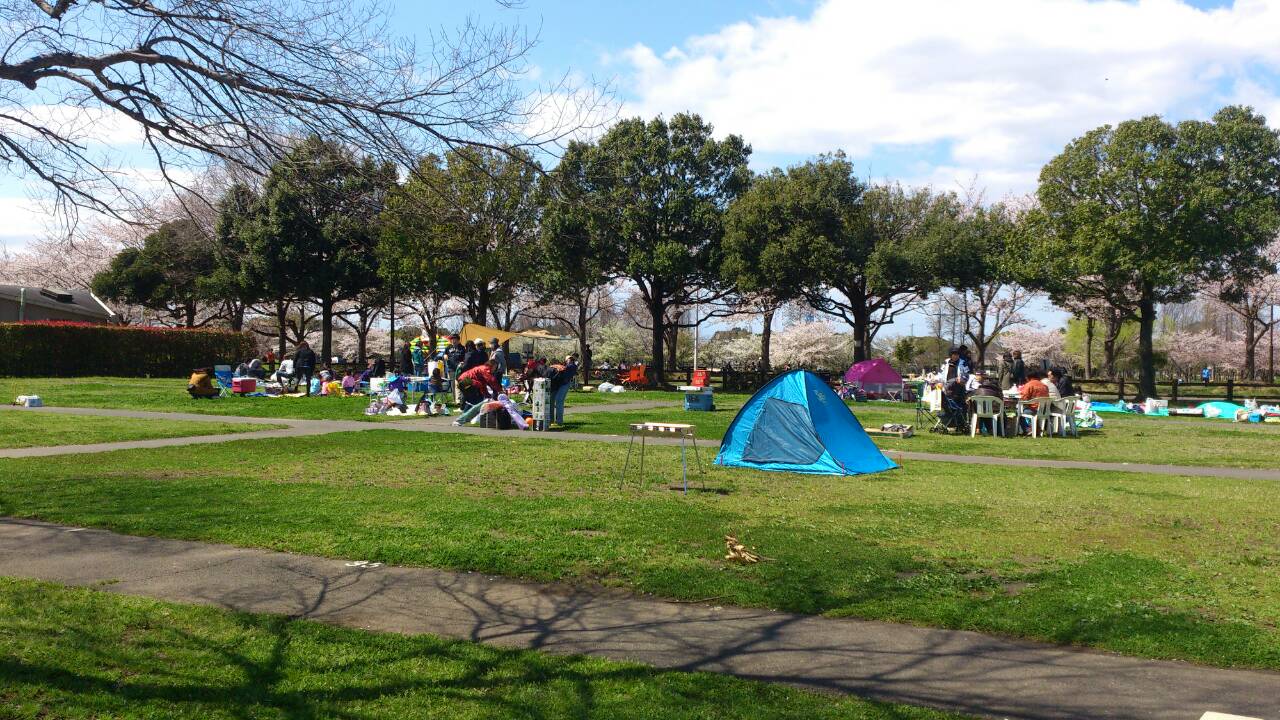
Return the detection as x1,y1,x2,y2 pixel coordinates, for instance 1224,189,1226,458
0,322,255,377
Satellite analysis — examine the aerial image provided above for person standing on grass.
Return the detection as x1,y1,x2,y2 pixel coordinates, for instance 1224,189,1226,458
461,340,484,372
293,341,317,396
1202,366,1212,385
549,353,579,426
443,334,465,402
399,340,413,376
490,337,506,377
1010,350,1027,387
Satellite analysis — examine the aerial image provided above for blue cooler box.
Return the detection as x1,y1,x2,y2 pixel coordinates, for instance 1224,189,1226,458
683,387,714,411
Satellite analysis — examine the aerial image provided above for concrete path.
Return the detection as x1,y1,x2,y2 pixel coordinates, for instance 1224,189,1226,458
6,403,1280,482
1,517,1275,720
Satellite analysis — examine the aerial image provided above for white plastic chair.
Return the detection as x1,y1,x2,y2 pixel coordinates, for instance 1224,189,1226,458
1051,396,1078,437
969,395,1005,437
1018,399,1051,438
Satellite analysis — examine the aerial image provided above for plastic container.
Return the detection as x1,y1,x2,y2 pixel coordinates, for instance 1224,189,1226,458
684,389,714,411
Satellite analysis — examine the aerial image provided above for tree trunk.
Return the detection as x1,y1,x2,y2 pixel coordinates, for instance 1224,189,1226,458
577,301,590,382
851,301,870,363
760,308,774,372
1244,319,1259,379
275,301,288,359
184,300,196,328
474,286,491,328
356,322,368,365
1084,316,1094,378
226,301,245,332
648,295,665,386
1103,314,1121,378
665,321,679,370
320,297,333,364
1137,288,1158,400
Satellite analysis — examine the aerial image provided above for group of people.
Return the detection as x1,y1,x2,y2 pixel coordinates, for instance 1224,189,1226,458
932,346,1078,434
449,350,579,427
202,332,585,429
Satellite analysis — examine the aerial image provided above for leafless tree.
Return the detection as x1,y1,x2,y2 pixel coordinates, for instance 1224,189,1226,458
0,0,606,232
401,291,463,352
525,280,618,372
335,291,386,364
942,284,1036,368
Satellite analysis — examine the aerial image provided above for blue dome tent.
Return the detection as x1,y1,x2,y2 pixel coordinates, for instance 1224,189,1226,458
716,370,898,476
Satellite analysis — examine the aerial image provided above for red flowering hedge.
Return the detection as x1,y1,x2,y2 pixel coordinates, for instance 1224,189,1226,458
0,321,254,377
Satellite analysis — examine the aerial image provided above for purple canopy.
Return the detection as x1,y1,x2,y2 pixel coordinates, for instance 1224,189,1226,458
843,358,903,386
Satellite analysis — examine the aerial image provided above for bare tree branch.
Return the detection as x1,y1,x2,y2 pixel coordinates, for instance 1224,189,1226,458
0,0,611,230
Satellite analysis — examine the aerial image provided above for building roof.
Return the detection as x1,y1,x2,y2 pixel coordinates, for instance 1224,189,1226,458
0,284,118,322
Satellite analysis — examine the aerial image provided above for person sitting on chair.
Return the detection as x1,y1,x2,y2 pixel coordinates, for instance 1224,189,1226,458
188,368,218,399
1048,367,1075,398
970,372,1003,435
1018,370,1051,433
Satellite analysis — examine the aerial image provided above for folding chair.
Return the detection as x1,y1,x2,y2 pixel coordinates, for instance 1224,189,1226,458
621,364,649,389
915,385,939,430
213,364,234,398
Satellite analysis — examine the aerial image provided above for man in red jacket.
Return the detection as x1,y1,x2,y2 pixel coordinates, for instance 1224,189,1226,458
458,359,502,407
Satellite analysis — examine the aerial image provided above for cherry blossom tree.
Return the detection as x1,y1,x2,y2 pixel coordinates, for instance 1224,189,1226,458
770,321,856,371
995,326,1069,369
1159,330,1247,375
1203,238,1280,379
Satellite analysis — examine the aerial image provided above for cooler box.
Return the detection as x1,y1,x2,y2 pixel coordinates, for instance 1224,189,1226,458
232,378,256,394
680,386,714,411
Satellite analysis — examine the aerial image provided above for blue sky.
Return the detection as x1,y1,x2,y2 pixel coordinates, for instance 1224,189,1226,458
5,0,1279,334
394,0,1279,334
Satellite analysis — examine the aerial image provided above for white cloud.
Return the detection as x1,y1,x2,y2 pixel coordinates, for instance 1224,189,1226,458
616,0,1280,194
0,196,54,251
0,104,143,147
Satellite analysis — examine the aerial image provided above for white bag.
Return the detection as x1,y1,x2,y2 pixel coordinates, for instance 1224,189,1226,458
14,395,43,407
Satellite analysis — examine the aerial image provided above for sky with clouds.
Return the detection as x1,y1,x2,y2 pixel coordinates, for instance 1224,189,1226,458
6,0,1279,330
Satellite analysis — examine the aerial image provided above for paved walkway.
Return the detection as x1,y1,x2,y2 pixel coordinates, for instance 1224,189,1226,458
1,517,1275,720
6,404,1280,481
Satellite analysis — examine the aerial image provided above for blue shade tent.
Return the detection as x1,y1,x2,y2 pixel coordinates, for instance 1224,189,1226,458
716,370,898,476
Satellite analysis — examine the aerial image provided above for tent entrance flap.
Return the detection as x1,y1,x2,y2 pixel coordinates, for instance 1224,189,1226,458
742,398,827,465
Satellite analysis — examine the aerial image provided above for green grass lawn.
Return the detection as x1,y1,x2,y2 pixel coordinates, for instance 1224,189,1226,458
0,376,450,423
0,578,962,720
6,377,1276,468
3,431,1278,671
0,410,276,448
563,396,1280,469
0,377,655,421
